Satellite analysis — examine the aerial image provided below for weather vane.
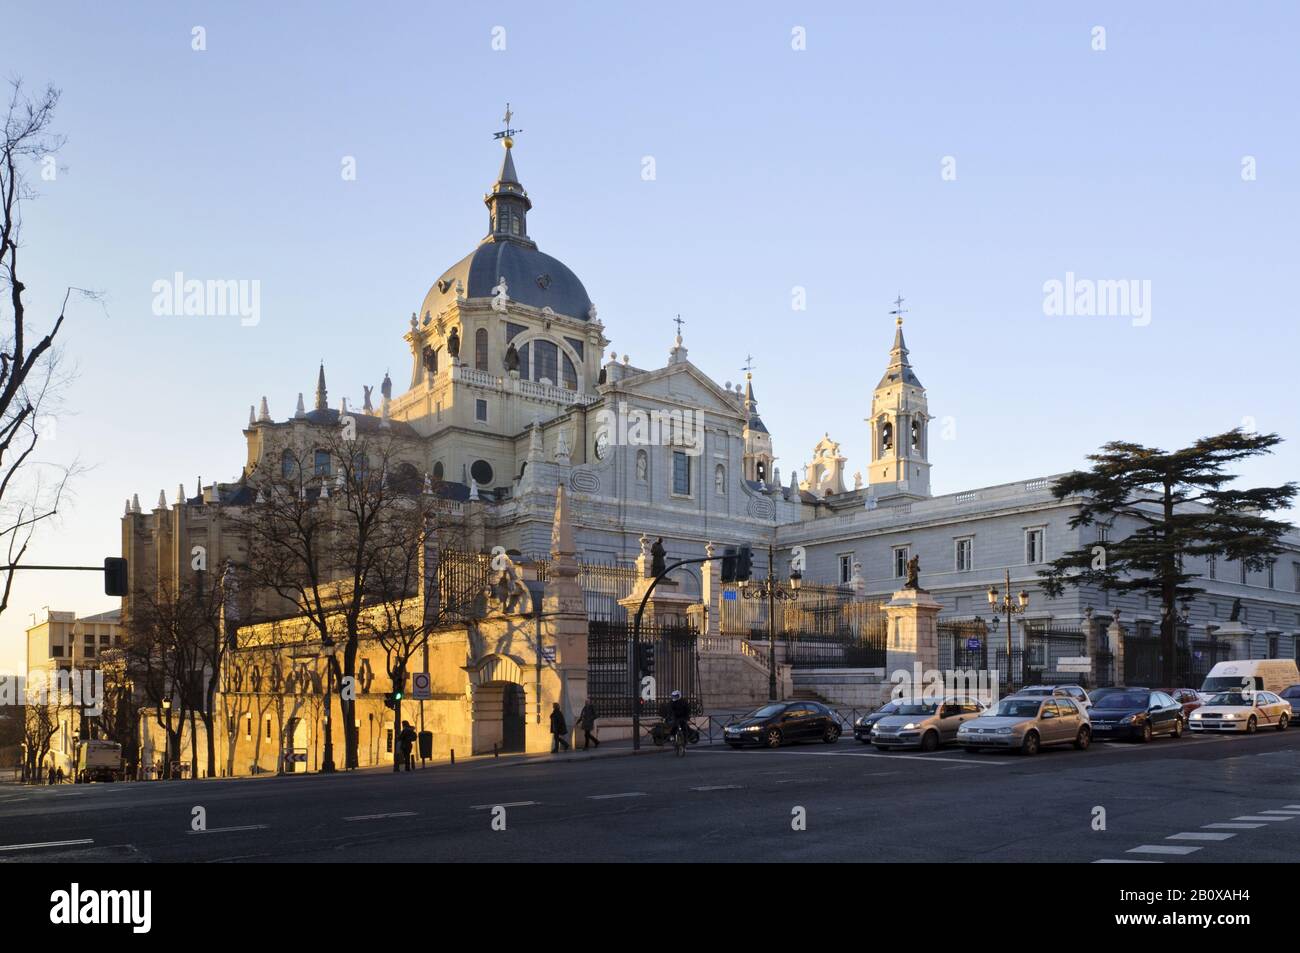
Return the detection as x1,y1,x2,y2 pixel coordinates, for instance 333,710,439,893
494,102,522,148
741,354,756,376
890,294,908,325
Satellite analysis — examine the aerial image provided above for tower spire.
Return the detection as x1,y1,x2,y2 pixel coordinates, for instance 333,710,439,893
315,362,328,411
485,104,533,246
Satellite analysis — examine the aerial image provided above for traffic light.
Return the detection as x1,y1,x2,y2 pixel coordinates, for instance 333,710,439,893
734,545,753,582
636,642,656,679
383,693,396,710
104,557,129,597
720,547,738,583
392,662,406,703
720,545,754,584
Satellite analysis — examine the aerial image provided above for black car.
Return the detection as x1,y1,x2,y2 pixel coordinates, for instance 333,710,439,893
723,701,841,749
853,699,903,743
1086,689,1184,742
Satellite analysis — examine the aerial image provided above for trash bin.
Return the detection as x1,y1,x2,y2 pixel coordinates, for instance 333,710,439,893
418,730,433,760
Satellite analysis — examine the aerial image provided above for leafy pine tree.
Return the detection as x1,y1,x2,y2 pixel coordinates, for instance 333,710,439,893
1039,430,1296,686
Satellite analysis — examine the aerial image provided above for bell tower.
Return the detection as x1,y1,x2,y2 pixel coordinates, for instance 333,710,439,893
867,300,931,500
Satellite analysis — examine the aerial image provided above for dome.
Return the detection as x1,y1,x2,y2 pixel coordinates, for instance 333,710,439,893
420,240,593,323
418,141,594,323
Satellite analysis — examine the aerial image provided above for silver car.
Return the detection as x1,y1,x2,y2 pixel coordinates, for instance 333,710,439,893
957,696,1092,755
871,698,987,751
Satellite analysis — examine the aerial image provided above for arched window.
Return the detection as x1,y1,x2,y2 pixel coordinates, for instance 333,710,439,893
517,342,531,380
432,461,444,481
475,328,489,371
880,421,894,456
715,464,726,495
755,459,766,483
388,462,421,495
562,353,578,391
281,449,297,479
313,449,331,478
533,339,558,384
911,419,922,452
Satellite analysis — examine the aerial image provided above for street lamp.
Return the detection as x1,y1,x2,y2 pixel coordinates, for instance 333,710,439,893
741,545,802,700
987,569,1029,693
161,696,172,780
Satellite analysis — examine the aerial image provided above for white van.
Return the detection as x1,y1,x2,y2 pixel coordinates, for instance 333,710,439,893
1200,660,1300,697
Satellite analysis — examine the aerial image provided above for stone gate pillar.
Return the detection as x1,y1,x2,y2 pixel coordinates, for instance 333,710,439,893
698,540,721,639
1109,614,1126,686
883,586,942,697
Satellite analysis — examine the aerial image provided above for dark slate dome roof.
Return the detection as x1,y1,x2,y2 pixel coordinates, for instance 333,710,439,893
420,240,593,322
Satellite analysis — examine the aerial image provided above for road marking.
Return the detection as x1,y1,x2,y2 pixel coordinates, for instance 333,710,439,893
1204,823,1263,829
691,784,743,791
1127,845,1201,855
471,801,537,810
775,777,828,784
587,792,646,800
1232,815,1294,822
0,838,94,852
343,812,417,821
1168,832,1235,841
1258,809,1300,815
1094,859,1162,863
189,825,269,835
699,748,1007,766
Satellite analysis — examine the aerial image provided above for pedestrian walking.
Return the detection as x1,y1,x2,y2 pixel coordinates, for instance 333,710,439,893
577,699,600,749
398,721,417,771
550,702,570,753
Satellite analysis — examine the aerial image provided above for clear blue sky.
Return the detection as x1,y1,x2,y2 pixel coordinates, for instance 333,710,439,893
3,1,1298,671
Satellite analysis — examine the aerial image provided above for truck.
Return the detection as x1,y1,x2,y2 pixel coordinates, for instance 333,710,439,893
74,739,123,783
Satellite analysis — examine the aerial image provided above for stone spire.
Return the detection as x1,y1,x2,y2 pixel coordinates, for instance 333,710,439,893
315,363,328,411
550,484,575,559
257,397,271,423
295,393,306,418
131,493,142,514
156,489,167,510
248,405,256,426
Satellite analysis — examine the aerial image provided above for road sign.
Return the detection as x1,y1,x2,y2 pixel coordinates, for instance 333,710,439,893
966,638,981,651
411,672,432,700
541,646,557,664
1057,657,1091,673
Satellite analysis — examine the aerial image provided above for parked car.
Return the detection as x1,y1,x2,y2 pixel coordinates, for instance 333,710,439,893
1163,688,1203,719
1280,685,1300,710
853,699,903,743
1200,660,1300,697
1086,690,1184,742
871,698,987,751
724,701,841,749
1089,686,1150,704
1012,684,1093,709
958,695,1091,755
1189,691,1291,733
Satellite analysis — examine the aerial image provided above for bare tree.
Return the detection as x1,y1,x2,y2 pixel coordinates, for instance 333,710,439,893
0,80,89,624
233,429,435,770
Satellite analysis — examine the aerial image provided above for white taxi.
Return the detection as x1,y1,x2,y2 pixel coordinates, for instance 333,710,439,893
1188,690,1291,733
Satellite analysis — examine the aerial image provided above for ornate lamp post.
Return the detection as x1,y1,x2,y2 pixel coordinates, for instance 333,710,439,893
987,569,1029,693
741,545,802,700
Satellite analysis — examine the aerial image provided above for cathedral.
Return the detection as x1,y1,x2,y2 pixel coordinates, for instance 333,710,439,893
117,129,1300,773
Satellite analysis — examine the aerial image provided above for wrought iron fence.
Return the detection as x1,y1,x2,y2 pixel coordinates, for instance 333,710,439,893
1022,620,1088,687
719,583,887,669
586,620,700,718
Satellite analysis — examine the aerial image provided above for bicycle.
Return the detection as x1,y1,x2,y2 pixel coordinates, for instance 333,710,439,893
672,722,687,757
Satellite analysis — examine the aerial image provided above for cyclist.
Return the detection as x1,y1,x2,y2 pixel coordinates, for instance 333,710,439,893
666,690,692,746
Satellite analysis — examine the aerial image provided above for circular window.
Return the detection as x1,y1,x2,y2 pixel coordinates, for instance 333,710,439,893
470,460,494,486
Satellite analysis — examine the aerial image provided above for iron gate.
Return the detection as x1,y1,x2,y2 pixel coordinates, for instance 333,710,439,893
586,620,699,717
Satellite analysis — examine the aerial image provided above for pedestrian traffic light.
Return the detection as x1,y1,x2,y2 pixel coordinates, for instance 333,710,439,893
104,557,129,597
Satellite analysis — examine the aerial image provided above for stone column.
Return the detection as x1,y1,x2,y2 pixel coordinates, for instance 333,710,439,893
699,540,721,639
1083,610,1101,686
1109,615,1126,686
542,487,588,732
883,587,943,698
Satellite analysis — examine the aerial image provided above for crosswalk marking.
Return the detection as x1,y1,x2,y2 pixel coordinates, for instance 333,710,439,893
471,800,537,810
691,784,743,791
0,838,94,852
1232,815,1293,822
1203,823,1263,829
344,812,417,821
1167,832,1235,841
587,792,646,800
189,825,268,835
1127,845,1201,855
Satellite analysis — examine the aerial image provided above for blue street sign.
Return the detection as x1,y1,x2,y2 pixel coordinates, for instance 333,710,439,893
966,638,981,651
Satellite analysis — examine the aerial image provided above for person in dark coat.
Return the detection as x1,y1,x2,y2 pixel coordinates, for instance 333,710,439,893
549,702,570,753
398,721,417,771
576,699,600,749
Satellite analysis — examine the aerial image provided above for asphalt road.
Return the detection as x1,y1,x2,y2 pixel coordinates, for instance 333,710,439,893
2,727,1298,863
